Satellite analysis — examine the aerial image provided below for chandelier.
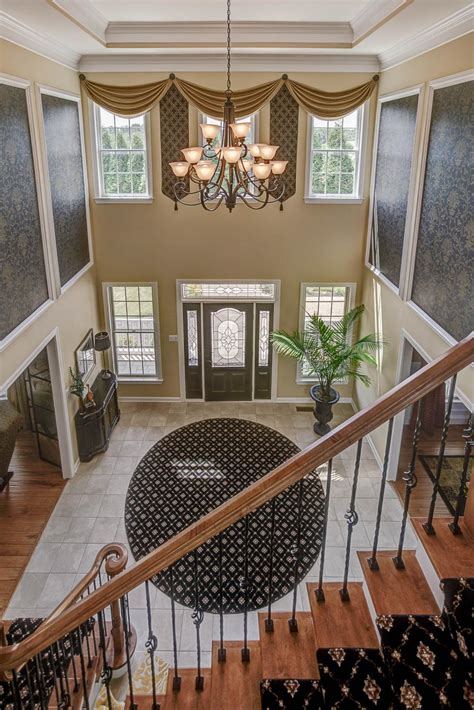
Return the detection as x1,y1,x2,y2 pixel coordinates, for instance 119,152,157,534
169,0,288,212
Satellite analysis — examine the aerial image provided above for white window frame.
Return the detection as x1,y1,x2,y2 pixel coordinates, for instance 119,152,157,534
304,104,368,204
90,102,153,204
296,282,356,384
103,282,163,383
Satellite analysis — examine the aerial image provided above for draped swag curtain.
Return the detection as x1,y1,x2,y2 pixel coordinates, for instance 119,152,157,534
80,73,378,201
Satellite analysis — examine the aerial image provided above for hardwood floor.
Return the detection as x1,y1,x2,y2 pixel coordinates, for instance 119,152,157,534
0,431,65,617
393,424,466,518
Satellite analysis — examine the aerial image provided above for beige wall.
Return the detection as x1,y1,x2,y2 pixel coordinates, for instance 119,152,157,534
81,70,379,400
0,40,102,466
353,34,474,460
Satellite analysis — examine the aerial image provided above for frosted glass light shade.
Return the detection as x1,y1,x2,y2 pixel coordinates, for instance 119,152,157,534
222,146,242,164
195,161,215,181
253,163,272,180
230,122,251,139
200,123,220,141
270,160,288,175
259,145,279,160
170,161,190,177
248,143,265,158
240,159,253,173
181,146,203,164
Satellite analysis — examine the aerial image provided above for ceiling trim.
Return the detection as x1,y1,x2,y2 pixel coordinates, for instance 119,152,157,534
0,12,80,70
46,0,107,45
379,5,474,71
351,0,414,46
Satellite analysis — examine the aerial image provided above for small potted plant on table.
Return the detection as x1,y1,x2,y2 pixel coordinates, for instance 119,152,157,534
271,305,383,435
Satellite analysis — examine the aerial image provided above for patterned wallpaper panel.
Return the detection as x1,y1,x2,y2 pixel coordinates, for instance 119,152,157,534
160,84,189,200
369,94,419,287
270,84,299,201
41,94,90,287
0,83,49,341
411,80,473,341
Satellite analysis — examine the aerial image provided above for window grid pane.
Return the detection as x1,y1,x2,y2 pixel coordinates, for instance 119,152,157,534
98,107,148,197
301,285,350,377
310,109,361,197
181,282,275,300
109,285,158,378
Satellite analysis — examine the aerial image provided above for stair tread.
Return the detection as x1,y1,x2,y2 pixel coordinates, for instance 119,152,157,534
358,550,440,615
412,517,474,579
307,582,378,648
163,668,212,710
258,612,319,679
125,694,167,709
210,640,261,710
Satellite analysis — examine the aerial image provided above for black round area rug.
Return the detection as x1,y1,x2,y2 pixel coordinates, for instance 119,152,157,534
125,418,325,613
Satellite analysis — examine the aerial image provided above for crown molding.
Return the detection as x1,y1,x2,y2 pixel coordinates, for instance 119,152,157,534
78,52,380,74
105,21,353,48
0,12,80,70
351,0,413,46
379,5,474,71
46,0,107,44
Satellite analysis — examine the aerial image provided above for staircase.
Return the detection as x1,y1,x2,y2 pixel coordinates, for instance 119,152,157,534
0,334,472,709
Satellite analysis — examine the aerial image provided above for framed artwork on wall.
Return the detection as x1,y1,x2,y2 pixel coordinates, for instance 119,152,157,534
365,85,423,296
75,329,96,381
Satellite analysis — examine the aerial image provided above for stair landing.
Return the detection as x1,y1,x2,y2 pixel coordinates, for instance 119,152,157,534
258,612,319,679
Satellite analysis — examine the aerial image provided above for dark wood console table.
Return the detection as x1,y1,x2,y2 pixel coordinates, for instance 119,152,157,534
75,372,120,462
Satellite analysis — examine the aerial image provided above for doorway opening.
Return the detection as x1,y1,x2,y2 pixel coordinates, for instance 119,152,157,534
390,334,471,517
178,280,279,401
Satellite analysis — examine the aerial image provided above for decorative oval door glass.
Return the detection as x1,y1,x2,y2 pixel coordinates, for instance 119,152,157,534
211,307,246,367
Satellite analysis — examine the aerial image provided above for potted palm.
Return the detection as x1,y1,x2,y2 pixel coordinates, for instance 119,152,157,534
271,305,383,435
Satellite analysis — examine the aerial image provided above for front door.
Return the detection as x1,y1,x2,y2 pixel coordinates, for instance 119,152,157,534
203,303,253,401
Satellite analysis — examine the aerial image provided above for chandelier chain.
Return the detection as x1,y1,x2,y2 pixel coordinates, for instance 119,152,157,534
226,0,231,94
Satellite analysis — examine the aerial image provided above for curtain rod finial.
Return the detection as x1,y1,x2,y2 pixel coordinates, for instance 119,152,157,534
373,74,379,82
282,73,288,80
79,73,86,81
169,73,176,80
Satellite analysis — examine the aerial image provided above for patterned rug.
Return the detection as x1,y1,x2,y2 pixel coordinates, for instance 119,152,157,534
419,454,472,515
125,418,325,613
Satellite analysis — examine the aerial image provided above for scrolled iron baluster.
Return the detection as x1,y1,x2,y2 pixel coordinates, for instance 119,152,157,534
241,514,250,662
11,668,23,709
34,654,47,710
145,580,160,710
340,439,363,601
265,499,276,632
68,631,80,694
218,532,226,662
368,418,394,571
315,458,333,602
120,595,137,710
393,398,424,569
289,479,304,632
24,662,36,710
55,639,71,708
193,550,205,690
97,612,112,710
449,415,473,535
169,565,181,691
423,376,457,535
75,626,91,710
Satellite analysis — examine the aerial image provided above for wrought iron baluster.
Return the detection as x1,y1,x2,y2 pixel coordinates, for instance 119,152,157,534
218,532,226,662
24,662,36,710
90,617,98,657
84,620,93,669
368,418,394,571
120,595,137,710
423,376,457,535
145,580,160,710
76,626,91,710
34,654,47,710
449,415,473,535
340,439,363,601
316,458,333,602
97,612,112,710
289,479,304,632
47,643,62,708
11,669,23,709
265,499,276,632
193,549,205,690
169,565,181,690
393,398,424,569
68,631,80,694
55,639,71,708
240,514,250,662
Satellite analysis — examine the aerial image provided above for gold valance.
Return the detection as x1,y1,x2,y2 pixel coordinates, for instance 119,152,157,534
79,73,379,120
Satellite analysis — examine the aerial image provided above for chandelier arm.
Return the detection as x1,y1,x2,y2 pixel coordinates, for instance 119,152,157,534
237,190,271,210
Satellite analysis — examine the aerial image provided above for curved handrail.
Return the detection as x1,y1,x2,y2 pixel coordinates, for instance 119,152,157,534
0,333,472,671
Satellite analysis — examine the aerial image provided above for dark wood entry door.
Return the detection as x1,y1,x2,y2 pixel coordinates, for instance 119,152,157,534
203,303,253,401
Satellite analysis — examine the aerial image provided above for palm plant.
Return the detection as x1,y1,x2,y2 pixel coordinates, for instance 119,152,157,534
271,305,383,401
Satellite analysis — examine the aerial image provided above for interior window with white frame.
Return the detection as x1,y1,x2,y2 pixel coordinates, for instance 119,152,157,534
306,107,365,200
93,105,152,199
297,283,355,382
105,283,161,381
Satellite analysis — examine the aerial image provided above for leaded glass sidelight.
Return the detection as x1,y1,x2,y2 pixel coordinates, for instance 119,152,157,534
258,310,270,367
187,310,199,366
211,308,246,367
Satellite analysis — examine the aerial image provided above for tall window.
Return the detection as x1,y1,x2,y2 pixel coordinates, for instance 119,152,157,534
93,105,151,199
104,283,161,381
306,107,365,200
297,283,355,382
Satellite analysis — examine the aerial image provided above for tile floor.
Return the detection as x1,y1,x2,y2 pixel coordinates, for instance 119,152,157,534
5,400,419,674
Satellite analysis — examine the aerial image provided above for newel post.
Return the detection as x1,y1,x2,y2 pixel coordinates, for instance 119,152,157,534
105,547,137,672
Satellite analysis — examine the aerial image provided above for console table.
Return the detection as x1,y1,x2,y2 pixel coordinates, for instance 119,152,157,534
75,372,120,462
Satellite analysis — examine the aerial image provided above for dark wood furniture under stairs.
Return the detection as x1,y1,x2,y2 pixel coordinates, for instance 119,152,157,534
75,372,120,462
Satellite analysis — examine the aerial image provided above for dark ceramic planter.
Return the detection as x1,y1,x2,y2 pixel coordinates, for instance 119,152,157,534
310,385,340,436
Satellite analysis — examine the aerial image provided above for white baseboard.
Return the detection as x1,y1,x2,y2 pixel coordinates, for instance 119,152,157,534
118,395,356,405
276,396,355,405
119,396,183,402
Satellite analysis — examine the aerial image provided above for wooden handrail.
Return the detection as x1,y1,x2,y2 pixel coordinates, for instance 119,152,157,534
0,333,472,671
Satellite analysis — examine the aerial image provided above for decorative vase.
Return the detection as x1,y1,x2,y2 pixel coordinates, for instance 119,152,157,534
310,385,340,436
